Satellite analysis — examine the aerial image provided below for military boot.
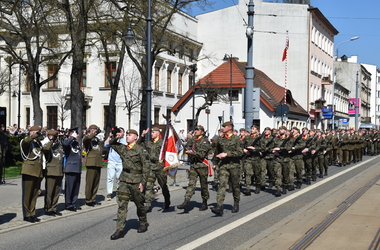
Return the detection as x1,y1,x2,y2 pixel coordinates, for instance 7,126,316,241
324,170,328,176
282,186,287,194
306,178,311,185
288,185,295,191
231,203,239,213
275,189,282,197
211,205,224,215
242,188,251,196
162,198,171,210
296,182,302,189
312,175,317,181
177,198,190,210
199,200,208,211
110,230,124,240
254,185,260,194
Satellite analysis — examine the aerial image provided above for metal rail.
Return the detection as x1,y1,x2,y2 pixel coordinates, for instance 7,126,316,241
290,174,380,250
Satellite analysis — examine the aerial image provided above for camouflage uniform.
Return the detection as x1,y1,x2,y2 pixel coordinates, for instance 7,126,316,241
311,136,321,180
273,135,294,193
317,137,329,177
341,132,350,165
182,135,211,203
302,135,315,184
137,136,170,210
242,134,263,194
289,135,305,188
258,134,276,188
110,140,151,231
213,134,243,208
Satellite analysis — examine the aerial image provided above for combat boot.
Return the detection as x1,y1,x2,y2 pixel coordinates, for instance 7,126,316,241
162,198,171,210
177,198,190,210
110,230,124,240
288,185,294,191
312,175,317,181
282,186,287,194
324,170,328,176
275,189,282,197
296,182,302,189
199,200,208,211
211,205,224,215
242,188,251,196
231,203,239,213
306,178,311,185
254,185,260,194
268,182,274,189
137,223,149,233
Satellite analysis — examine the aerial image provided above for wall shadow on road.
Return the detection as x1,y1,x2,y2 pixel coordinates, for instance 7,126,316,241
0,213,17,225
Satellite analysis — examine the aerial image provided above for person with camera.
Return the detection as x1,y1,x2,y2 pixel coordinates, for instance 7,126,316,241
63,128,82,211
83,124,103,206
42,129,64,216
20,125,45,223
104,127,126,201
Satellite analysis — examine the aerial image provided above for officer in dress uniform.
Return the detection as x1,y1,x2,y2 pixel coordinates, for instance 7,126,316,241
138,127,171,212
211,121,244,215
43,129,64,216
177,125,211,211
83,124,103,206
20,125,44,223
62,128,82,211
110,129,151,240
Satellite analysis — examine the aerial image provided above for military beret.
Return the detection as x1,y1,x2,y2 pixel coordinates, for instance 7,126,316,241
151,127,160,132
127,129,138,136
278,126,287,130
222,121,234,127
292,127,300,133
302,127,309,131
265,127,271,131
195,125,205,131
251,125,259,130
29,125,41,131
239,128,247,132
47,129,58,136
89,124,98,129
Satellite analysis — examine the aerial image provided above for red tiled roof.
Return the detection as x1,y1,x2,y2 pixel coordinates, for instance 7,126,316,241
172,59,308,116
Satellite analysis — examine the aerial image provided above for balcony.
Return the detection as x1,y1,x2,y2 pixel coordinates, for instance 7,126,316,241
321,75,332,85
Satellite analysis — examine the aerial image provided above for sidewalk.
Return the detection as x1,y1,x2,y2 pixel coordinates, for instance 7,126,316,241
0,163,192,233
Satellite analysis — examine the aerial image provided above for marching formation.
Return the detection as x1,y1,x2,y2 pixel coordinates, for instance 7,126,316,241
16,121,379,240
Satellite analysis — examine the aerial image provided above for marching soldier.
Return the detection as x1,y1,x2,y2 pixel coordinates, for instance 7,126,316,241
20,125,44,223
43,129,64,216
341,130,350,166
258,128,276,190
301,128,314,185
83,124,103,206
138,127,171,212
110,129,151,240
289,127,305,189
177,125,211,211
210,129,224,189
211,121,244,215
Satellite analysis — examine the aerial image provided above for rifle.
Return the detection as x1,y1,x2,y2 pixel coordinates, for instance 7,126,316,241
273,134,292,161
260,135,275,158
245,130,265,155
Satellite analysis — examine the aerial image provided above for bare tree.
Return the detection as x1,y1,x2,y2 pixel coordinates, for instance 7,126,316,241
51,89,70,129
120,67,142,129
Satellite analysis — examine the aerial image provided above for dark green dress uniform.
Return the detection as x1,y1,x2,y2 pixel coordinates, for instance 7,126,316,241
137,135,170,211
20,132,44,221
43,139,64,215
178,135,211,210
211,133,243,214
83,132,103,205
110,141,151,233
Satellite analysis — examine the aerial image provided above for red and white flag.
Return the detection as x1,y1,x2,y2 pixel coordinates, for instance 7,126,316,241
282,32,289,62
160,125,181,177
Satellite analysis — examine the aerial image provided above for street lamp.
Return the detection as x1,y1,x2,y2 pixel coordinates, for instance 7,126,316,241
123,0,153,140
331,36,359,129
223,54,233,122
189,64,197,130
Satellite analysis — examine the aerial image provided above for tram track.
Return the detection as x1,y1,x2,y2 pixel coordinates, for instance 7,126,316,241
289,174,380,250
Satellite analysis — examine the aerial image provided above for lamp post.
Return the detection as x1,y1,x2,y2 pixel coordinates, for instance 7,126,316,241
331,36,359,129
355,71,359,130
223,54,233,122
189,64,197,130
124,0,152,140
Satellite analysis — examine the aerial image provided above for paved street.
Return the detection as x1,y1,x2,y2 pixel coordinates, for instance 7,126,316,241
0,158,379,249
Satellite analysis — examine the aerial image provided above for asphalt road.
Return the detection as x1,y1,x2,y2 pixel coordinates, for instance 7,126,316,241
0,156,379,250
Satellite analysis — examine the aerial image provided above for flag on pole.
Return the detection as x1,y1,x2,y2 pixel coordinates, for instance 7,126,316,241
282,32,289,62
159,124,181,178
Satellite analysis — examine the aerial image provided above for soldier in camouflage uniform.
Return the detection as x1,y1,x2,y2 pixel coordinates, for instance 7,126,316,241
242,125,263,195
258,127,276,190
138,127,171,212
317,132,330,177
289,127,305,189
301,128,314,185
340,130,350,166
177,125,211,211
272,126,294,195
210,129,224,189
110,129,151,240
211,121,244,215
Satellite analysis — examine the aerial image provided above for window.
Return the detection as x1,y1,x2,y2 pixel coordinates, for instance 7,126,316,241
47,64,58,88
103,105,115,130
154,67,160,91
189,74,194,88
26,107,30,128
154,107,160,125
167,70,172,93
81,64,87,87
178,73,183,95
46,106,58,129
229,90,239,101
105,62,116,87
166,108,172,121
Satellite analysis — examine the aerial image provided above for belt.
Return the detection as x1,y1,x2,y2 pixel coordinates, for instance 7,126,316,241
124,169,142,174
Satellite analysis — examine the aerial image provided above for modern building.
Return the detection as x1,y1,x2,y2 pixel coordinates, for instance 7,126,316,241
362,63,380,126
